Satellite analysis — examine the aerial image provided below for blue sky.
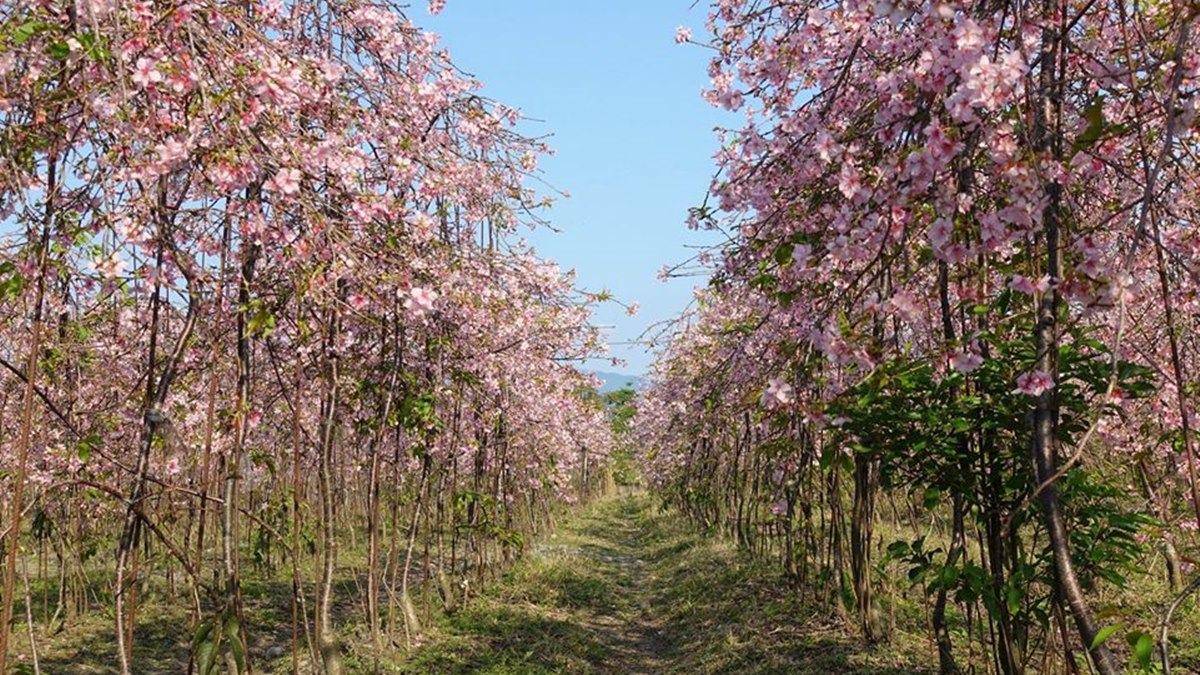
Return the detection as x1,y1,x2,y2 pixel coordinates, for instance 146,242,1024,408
423,2,731,375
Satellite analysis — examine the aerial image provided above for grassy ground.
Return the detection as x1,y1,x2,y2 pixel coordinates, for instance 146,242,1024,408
399,494,933,674
14,494,1194,672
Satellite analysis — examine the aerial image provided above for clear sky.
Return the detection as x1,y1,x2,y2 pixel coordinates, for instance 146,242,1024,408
422,1,731,375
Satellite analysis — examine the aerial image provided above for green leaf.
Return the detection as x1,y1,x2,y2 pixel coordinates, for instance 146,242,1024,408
76,31,110,60
194,640,217,675
1005,585,1023,614
247,306,276,337
1090,623,1121,650
77,434,102,463
1126,631,1153,670
774,242,794,266
224,614,246,670
12,20,52,46
48,40,71,59
0,261,25,301
922,487,941,510
192,616,214,645
886,541,911,559
940,564,961,587
1072,97,1107,154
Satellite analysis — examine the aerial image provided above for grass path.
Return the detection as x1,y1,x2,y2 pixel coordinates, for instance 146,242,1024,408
400,494,930,674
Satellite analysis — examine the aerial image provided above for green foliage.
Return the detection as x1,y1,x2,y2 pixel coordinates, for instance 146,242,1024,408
604,387,637,435
604,387,640,485
76,433,102,463
243,298,276,337
9,19,53,46
192,606,246,675
831,326,1157,643
0,261,24,301
399,389,441,433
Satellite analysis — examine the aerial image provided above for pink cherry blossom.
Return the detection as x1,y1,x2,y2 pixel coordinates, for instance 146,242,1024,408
265,168,302,195
1014,370,1055,396
791,243,812,269
404,286,439,317
132,57,162,88
1008,274,1053,295
928,218,953,250
950,350,984,373
762,376,795,409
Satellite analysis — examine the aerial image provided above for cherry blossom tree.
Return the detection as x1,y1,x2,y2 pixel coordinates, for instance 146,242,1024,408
641,0,1200,672
0,1,615,673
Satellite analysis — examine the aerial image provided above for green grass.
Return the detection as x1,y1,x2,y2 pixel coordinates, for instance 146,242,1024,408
401,495,934,674
14,494,1196,673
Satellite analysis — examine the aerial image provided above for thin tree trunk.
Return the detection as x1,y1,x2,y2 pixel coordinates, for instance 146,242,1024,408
317,304,343,675
850,455,879,642
367,319,401,665
0,155,56,669
221,234,260,675
1030,3,1119,670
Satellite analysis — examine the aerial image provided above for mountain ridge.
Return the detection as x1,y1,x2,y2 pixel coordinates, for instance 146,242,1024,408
589,370,646,393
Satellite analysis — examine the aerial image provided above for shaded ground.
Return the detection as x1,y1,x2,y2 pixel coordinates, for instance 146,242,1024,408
22,494,1191,673
401,495,932,674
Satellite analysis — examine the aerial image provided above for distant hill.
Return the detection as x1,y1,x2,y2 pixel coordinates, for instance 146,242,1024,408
591,371,646,394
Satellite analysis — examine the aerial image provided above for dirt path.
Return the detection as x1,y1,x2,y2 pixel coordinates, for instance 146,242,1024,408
401,494,928,674
546,497,675,673
400,495,681,673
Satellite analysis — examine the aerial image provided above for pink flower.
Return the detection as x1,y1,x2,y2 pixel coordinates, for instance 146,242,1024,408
814,133,838,163
889,290,921,321
92,251,127,280
1076,257,1104,279
348,293,368,310
404,286,439,317
428,0,445,14
1008,274,1052,295
928,218,953,249
837,163,862,199
950,350,984,373
625,302,640,317
132,57,162,88
165,458,180,476
265,167,301,195
791,243,812,268
1014,370,1055,396
762,376,795,409
675,26,693,44
156,138,188,167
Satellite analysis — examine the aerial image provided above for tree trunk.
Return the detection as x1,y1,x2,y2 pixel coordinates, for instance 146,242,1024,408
317,305,343,675
850,455,880,642
1030,4,1119,671
0,158,54,669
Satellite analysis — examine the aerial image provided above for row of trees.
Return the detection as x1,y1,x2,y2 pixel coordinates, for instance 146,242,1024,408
640,0,1199,672
0,1,613,673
